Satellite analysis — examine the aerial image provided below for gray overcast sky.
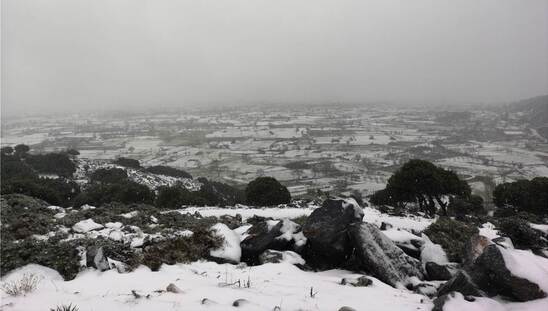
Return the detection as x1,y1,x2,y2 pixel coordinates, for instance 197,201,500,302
2,0,548,116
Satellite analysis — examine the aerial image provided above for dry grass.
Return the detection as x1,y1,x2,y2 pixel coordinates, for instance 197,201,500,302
50,303,79,311
1,273,42,296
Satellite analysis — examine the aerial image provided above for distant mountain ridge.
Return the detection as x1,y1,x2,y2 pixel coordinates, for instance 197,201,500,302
510,94,548,128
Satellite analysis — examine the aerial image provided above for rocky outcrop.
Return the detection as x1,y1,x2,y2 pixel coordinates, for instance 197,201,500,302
463,234,490,267
437,271,482,297
425,262,452,281
302,198,364,269
240,219,304,264
469,244,546,301
348,222,424,287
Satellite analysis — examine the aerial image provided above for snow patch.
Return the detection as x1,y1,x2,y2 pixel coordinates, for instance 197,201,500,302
72,219,104,233
210,223,241,262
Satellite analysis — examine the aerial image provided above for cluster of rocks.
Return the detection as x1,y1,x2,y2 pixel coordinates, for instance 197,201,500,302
237,198,548,310
433,235,546,309
239,198,425,287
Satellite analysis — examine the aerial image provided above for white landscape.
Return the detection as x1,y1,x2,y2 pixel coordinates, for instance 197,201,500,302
2,1,548,310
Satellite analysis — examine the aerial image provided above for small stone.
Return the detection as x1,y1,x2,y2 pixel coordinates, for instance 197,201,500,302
380,222,393,230
232,298,249,307
166,283,183,294
201,298,216,305
352,276,373,287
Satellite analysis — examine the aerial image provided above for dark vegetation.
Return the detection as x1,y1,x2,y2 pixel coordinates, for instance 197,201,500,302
370,159,471,217
113,157,141,169
245,176,291,206
423,217,479,262
1,145,80,207
146,165,192,179
493,177,548,216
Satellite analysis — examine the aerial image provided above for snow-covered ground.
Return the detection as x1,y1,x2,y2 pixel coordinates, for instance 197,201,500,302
1,262,431,311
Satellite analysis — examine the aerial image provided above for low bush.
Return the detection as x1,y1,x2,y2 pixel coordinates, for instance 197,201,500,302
142,227,222,271
423,217,479,262
245,177,291,206
146,165,192,179
113,157,141,169
497,217,546,250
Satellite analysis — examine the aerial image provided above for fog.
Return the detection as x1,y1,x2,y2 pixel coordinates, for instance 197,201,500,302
2,0,548,117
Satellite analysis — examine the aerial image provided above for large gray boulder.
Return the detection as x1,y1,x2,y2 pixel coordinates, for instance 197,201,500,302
302,198,364,269
469,244,546,301
348,222,424,287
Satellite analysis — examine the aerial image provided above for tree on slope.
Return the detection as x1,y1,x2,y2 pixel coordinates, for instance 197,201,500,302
245,177,291,206
371,159,470,216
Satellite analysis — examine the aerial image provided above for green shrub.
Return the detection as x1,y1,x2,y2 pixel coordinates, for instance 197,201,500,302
423,217,479,262
493,177,548,215
497,217,546,250
245,177,291,206
25,153,76,177
90,168,128,184
142,228,222,271
74,181,155,207
113,157,141,169
146,165,192,179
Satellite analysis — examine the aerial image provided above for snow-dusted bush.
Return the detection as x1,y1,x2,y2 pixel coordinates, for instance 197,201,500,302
423,217,478,262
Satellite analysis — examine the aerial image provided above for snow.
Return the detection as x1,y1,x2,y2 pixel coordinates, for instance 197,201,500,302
209,223,242,262
179,206,315,221
530,223,548,235
1,264,63,286
274,250,306,265
443,292,548,311
72,219,104,233
362,207,433,232
479,222,500,241
0,262,431,311
120,211,139,218
383,229,422,244
420,234,448,266
499,247,548,293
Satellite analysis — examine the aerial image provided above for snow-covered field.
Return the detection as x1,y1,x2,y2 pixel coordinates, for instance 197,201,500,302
1,262,431,311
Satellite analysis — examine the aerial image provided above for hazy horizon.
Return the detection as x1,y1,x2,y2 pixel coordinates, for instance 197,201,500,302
2,0,548,118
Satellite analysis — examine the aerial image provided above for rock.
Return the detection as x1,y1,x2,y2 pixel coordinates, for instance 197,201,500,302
425,262,452,281
201,298,216,305
431,292,453,311
492,236,514,249
258,250,306,265
340,276,373,287
232,298,249,307
396,243,422,259
219,214,242,229
258,249,283,264
469,244,546,301
338,307,357,311
73,218,104,233
463,234,491,267
209,223,241,264
413,283,438,298
353,276,373,287
166,283,183,294
86,246,110,271
302,198,364,269
380,222,393,230
348,222,424,287
240,219,302,264
437,271,482,297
